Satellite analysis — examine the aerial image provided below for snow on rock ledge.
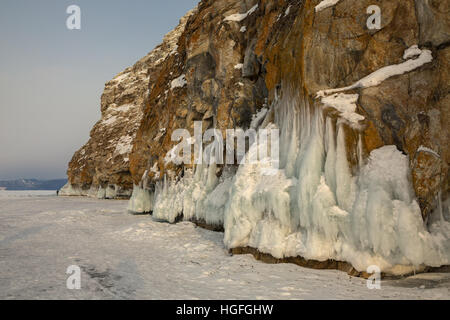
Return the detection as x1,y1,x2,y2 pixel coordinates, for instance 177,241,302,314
224,4,258,22
315,0,341,13
317,46,433,97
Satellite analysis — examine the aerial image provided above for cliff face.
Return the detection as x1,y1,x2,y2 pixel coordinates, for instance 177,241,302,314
61,9,196,198
63,0,450,275
128,0,449,216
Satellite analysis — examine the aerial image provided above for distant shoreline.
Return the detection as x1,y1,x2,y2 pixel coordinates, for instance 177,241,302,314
0,190,58,198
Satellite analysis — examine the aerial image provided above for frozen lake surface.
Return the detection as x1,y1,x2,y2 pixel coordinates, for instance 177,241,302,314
0,191,448,300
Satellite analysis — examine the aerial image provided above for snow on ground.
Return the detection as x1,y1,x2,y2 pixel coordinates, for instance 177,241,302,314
0,191,448,300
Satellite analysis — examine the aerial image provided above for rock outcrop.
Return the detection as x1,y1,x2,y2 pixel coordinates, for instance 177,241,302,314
63,0,449,275
61,8,196,198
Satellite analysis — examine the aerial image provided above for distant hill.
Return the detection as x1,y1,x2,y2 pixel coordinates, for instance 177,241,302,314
0,179,67,191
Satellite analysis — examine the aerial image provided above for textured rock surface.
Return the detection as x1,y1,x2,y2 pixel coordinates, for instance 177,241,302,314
63,0,449,273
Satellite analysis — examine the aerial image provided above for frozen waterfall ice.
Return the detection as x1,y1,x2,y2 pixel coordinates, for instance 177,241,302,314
128,88,449,275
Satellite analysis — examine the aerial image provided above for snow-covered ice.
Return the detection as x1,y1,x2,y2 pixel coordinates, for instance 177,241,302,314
59,183,131,199
152,164,226,226
0,191,448,300
128,185,154,214
224,93,449,274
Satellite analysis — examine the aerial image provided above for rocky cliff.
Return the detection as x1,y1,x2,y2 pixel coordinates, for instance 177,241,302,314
62,0,450,276
60,8,196,198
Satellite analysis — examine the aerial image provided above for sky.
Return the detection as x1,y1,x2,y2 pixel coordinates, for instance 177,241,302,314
0,0,199,180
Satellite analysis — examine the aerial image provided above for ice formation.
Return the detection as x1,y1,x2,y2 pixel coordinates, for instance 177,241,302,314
250,107,269,129
152,164,232,227
128,185,154,214
142,85,449,274
59,183,131,199
226,92,449,274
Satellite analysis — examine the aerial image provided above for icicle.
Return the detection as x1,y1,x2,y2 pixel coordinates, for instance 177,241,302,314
324,117,337,195
437,191,444,223
96,187,106,199
335,124,355,212
357,134,364,169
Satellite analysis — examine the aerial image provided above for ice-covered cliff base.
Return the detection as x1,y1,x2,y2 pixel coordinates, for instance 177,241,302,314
59,183,131,199
133,91,450,276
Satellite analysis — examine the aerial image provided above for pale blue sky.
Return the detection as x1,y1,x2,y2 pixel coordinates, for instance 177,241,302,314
0,0,198,180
